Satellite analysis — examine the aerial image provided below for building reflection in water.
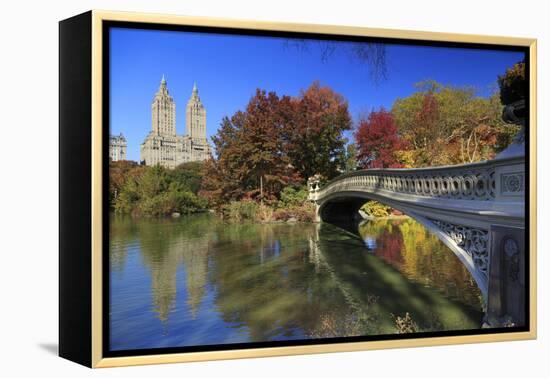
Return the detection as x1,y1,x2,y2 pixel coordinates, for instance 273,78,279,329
109,214,484,350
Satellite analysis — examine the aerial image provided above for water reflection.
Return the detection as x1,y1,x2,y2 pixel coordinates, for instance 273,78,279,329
109,214,483,351
358,219,482,309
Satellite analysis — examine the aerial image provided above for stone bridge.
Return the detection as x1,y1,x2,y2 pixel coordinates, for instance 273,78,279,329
308,155,526,327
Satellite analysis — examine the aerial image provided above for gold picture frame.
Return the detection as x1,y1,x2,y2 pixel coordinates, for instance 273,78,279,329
59,10,537,368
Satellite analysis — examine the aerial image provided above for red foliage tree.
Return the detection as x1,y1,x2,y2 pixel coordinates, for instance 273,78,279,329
415,92,439,140
284,81,352,179
355,109,408,168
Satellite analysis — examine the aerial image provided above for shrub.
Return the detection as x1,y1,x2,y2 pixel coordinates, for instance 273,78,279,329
279,186,309,207
273,202,316,222
136,190,207,217
221,195,316,223
114,178,141,214
392,312,418,334
222,200,258,221
361,200,392,217
257,203,274,222
111,163,209,217
171,161,204,194
309,313,365,338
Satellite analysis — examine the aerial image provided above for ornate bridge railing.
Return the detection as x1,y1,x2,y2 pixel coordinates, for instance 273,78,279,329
309,155,525,204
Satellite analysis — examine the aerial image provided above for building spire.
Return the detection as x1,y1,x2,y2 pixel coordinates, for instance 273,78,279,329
192,82,198,94
158,74,168,94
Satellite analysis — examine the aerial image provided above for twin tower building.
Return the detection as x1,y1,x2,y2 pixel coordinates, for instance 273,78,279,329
140,76,211,168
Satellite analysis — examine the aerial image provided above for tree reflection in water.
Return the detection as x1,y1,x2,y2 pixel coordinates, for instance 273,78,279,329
358,218,482,309
109,214,483,351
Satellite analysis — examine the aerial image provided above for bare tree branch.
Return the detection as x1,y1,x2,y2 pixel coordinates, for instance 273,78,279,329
283,39,388,85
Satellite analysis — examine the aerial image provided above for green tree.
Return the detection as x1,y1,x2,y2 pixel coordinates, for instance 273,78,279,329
111,164,208,216
171,161,204,194
279,186,309,207
114,173,142,214
342,143,358,172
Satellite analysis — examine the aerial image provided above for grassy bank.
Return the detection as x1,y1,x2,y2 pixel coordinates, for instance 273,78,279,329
221,200,316,223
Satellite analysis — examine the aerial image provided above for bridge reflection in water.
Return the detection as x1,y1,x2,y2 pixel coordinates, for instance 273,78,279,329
109,214,483,351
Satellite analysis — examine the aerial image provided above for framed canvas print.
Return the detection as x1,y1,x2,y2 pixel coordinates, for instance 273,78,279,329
59,10,537,368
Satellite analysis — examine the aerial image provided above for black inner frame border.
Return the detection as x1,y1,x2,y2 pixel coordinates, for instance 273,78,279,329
101,19,531,359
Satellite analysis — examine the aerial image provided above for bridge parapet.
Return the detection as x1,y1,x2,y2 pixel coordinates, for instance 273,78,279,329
309,155,525,204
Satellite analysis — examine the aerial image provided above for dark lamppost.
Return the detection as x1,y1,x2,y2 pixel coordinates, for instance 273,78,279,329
496,99,526,159
496,59,526,159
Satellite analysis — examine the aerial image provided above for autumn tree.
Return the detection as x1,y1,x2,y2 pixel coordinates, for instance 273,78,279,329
284,81,352,179
238,91,298,200
201,82,352,206
355,109,409,169
392,80,518,166
200,112,246,205
109,160,145,206
201,90,300,205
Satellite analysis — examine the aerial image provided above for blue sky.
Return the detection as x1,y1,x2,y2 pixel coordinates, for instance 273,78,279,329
110,27,524,162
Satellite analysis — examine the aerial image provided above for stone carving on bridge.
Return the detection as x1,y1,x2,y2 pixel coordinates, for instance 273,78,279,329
501,172,524,195
307,174,322,193
503,237,520,282
429,219,490,278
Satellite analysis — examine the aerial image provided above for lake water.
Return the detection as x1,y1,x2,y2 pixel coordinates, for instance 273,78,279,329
109,214,483,351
